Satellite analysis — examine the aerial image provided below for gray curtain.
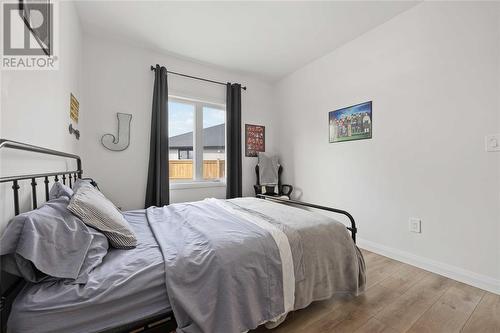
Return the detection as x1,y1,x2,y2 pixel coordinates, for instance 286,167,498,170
226,83,242,198
145,65,169,207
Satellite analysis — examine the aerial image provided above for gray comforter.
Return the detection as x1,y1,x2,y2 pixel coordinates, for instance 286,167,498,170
147,197,365,333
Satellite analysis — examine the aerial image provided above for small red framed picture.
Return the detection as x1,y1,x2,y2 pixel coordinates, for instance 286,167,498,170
245,124,265,157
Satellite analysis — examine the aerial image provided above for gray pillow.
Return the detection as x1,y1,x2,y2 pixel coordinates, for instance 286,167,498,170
73,225,109,284
0,197,109,283
49,181,74,200
68,185,137,249
72,179,95,193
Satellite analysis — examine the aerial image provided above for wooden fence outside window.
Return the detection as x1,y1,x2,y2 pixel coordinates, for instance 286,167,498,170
169,160,225,180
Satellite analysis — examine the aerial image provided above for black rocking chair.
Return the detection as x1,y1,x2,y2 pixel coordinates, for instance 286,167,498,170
253,165,293,199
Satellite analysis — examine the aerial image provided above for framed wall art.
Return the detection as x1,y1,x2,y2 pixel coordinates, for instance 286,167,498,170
245,124,265,157
329,101,372,143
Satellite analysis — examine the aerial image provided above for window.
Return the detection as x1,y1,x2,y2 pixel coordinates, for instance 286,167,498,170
168,100,195,181
168,96,225,184
203,106,225,180
178,149,193,160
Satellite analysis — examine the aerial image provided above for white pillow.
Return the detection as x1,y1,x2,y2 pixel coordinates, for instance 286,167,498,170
68,186,137,249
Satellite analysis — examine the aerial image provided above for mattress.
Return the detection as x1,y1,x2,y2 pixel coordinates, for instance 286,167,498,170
7,210,171,333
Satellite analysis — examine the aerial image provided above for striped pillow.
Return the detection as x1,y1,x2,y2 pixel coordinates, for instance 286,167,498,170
68,186,137,249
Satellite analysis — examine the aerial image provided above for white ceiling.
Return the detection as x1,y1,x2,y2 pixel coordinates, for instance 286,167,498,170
75,1,419,81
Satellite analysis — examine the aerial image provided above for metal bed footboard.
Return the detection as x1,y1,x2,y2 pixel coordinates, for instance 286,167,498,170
256,194,358,243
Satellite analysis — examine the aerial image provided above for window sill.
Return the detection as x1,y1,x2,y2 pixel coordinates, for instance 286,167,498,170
170,181,226,190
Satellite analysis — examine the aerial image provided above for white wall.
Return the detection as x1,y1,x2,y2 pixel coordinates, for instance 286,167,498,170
0,1,83,229
80,35,275,210
2,1,498,295
274,1,500,292
497,3,500,284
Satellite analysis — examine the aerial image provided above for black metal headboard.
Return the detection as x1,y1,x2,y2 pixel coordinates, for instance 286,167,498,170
0,139,83,333
0,139,82,214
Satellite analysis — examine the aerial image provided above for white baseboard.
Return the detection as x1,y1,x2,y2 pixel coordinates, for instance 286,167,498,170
357,238,500,295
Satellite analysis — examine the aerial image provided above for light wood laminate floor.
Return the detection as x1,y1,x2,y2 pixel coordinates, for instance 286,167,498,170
252,249,500,333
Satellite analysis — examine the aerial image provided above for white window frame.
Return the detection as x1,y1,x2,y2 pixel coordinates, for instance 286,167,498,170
168,95,226,189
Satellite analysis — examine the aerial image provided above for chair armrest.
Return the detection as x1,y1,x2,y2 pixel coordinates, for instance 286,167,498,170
280,184,293,197
254,184,262,197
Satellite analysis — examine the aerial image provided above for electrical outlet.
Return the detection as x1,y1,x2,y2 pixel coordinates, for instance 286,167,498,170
409,218,421,233
485,134,500,152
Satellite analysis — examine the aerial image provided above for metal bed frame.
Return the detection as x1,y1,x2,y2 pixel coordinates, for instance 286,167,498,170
256,194,357,243
0,139,357,333
0,139,176,333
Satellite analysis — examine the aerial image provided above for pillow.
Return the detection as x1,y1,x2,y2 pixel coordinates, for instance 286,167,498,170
68,185,137,249
73,225,109,283
33,224,108,284
0,197,109,283
72,178,95,193
49,181,74,200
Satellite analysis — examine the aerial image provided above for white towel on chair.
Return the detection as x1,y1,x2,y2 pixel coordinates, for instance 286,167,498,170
258,153,279,186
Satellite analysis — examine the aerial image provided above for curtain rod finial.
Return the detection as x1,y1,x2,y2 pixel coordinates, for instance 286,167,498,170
150,65,155,71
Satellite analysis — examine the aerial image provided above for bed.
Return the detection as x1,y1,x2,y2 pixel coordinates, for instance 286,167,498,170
0,139,365,333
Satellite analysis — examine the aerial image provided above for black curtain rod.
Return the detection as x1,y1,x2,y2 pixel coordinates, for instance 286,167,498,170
150,65,247,90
